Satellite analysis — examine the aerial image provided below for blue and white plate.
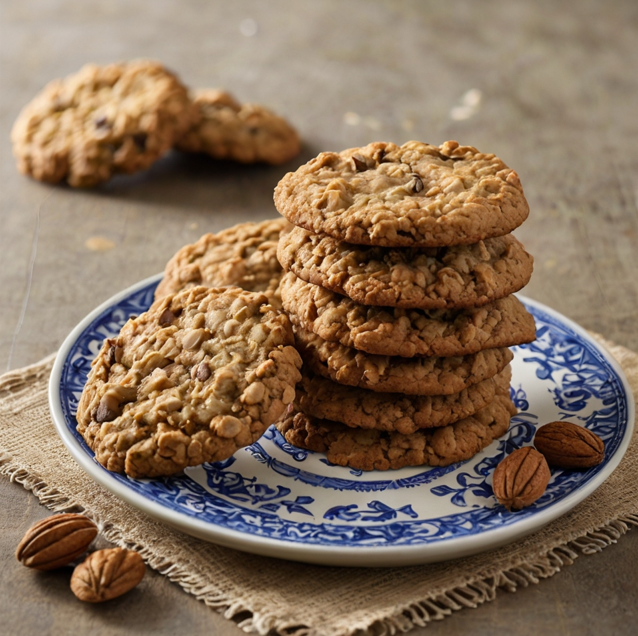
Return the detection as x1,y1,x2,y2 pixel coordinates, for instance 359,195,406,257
49,275,634,567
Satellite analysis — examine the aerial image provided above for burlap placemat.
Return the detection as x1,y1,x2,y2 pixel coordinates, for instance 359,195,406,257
1,334,637,636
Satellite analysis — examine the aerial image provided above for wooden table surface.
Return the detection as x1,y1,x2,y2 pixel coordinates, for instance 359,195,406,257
2,1,637,634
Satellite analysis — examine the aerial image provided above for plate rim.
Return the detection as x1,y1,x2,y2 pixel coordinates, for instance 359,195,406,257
48,274,636,567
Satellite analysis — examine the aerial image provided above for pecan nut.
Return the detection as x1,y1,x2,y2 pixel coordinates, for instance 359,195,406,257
492,447,551,511
534,421,604,469
16,513,98,570
70,547,145,602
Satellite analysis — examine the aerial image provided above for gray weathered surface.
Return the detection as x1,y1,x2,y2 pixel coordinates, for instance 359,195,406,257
1,1,637,634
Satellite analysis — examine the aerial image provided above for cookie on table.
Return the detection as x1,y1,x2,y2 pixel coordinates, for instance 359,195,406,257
278,225,533,309
294,324,513,395
280,272,536,357
295,365,511,434
76,286,302,478
155,218,289,308
274,140,529,247
278,386,516,471
176,89,300,165
11,60,196,187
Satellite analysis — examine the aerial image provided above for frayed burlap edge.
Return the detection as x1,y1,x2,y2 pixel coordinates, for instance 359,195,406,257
0,335,636,636
356,516,638,636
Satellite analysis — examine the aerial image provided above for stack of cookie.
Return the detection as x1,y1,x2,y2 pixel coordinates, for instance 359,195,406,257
272,140,536,471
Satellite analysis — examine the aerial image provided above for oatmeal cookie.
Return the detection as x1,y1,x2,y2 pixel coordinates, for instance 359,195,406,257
294,325,512,395
76,286,302,478
280,273,536,357
274,140,528,247
295,365,511,434
278,387,516,470
155,218,288,308
11,60,196,187
278,226,533,309
176,89,300,165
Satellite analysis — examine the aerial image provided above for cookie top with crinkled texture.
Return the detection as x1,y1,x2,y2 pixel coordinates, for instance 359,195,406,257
274,140,529,247
155,218,289,308
295,365,511,435
11,60,197,187
277,385,516,470
76,286,302,478
278,226,533,309
176,89,301,165
294,323,513,395
280,273,536,357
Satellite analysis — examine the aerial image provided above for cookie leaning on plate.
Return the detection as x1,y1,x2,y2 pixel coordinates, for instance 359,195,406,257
76,286,302,478
155,218,289,307
11,60,196,187
278,384,516,471
176,89,300,165
279,273,537,357
274,140,529,247
278,225,533,308
294,324,513,395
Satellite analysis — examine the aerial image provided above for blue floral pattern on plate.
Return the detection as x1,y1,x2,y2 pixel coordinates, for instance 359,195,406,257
51,276,633,564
